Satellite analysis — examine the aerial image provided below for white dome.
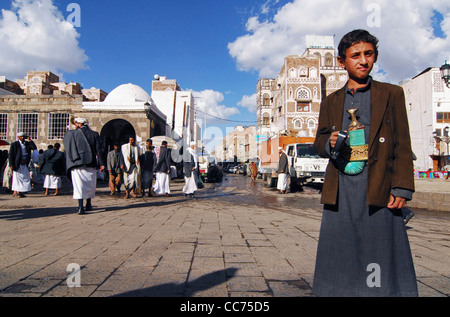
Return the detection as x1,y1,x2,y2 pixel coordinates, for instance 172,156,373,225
104,83,152,104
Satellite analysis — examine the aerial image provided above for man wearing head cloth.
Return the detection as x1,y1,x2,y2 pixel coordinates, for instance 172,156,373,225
8,132,37,197
182,141,199,198
153,140,172,196
63,117,105,214
277,146,289,194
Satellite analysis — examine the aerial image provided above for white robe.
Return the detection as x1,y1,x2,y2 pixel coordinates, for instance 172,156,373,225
44,175,61,189
71,167,96,199
153,172,170,195
12,164,31,192
182,148,198,195
182,174,198,194
121,143,141,191
277,173,288,191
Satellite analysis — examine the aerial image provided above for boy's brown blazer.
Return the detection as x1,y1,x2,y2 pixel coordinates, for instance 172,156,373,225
314,80,415,207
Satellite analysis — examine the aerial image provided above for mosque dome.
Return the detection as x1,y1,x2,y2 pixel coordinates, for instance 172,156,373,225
104,83,152,104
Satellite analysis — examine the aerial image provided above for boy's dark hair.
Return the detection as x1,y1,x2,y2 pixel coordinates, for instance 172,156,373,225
338,29,379,61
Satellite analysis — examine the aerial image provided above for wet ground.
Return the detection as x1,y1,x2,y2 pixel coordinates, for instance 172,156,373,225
203,173,450,221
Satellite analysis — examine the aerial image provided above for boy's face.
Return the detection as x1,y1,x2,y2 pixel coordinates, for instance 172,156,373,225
337,41,377,82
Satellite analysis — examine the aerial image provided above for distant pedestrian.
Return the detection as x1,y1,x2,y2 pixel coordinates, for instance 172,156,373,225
182,141,198,198
249,161,258,182
121,136,141,199
140,139,157,197
8,132,37,198
38,143,65,196
107,142,124,195
63,117,105,214
277,147,288,194
30,149,44,188
153,141,171,196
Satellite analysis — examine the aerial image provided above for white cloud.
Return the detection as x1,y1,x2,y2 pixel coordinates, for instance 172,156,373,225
188,89,240,124
0,0,88,80
228,0,450,84
238,93,257,112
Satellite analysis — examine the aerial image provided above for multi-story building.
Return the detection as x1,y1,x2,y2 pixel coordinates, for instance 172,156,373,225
402,67,450,171
213,125,257,164
256,35,347,156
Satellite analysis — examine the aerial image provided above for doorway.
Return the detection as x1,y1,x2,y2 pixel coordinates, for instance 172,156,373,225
101,119,136,152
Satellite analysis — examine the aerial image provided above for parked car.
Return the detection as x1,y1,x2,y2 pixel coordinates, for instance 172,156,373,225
228,165,238,174
198,154,223,182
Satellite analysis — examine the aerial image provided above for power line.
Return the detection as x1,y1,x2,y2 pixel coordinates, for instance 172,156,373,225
195,108,257,123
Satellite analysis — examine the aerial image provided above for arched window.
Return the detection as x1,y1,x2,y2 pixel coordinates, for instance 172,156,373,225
263,94,270,106
296,87,311,100
262,113,270,125
308,119,317,129
325,53,334,67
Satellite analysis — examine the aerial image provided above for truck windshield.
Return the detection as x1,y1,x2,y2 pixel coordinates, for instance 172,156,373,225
296,144,320,158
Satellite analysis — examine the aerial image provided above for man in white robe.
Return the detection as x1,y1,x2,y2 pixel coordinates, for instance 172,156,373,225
121,137,141,199
277,147,289,194
8,132,37,198
63,118,105,214
39,143,65,196
153,141,171,196
182,142,198,198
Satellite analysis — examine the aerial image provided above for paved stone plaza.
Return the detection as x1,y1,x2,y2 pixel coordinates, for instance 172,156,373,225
0,175,448,297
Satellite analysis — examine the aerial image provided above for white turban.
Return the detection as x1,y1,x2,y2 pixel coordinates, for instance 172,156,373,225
17,132,26,137
74,117,88,125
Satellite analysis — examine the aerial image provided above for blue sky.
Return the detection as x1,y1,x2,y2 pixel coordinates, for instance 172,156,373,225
1,0,450,147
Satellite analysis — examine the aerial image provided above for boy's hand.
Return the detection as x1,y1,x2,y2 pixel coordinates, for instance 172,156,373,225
387,194,406,209
330,131,340,148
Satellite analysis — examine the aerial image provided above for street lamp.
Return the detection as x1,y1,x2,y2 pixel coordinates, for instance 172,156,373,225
440,61,450,88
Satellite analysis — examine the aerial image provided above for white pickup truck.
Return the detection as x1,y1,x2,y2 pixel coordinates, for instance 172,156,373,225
262,143,328,189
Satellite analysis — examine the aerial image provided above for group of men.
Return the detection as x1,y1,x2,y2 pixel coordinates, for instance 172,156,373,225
7,133,65,197
62,117,200,214
107,136,172,199
7,117,199,215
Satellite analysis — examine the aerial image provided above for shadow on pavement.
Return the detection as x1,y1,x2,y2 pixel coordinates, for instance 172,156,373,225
0,198,188,221
111,268,239,297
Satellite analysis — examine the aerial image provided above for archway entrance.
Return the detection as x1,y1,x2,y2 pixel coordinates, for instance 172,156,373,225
101,119,136,152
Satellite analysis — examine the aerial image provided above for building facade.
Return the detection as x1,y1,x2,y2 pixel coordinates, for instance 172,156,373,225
151,75,196,145
0,71,170,152
402,67,450,171
256,35,347,156
213,125,257,164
